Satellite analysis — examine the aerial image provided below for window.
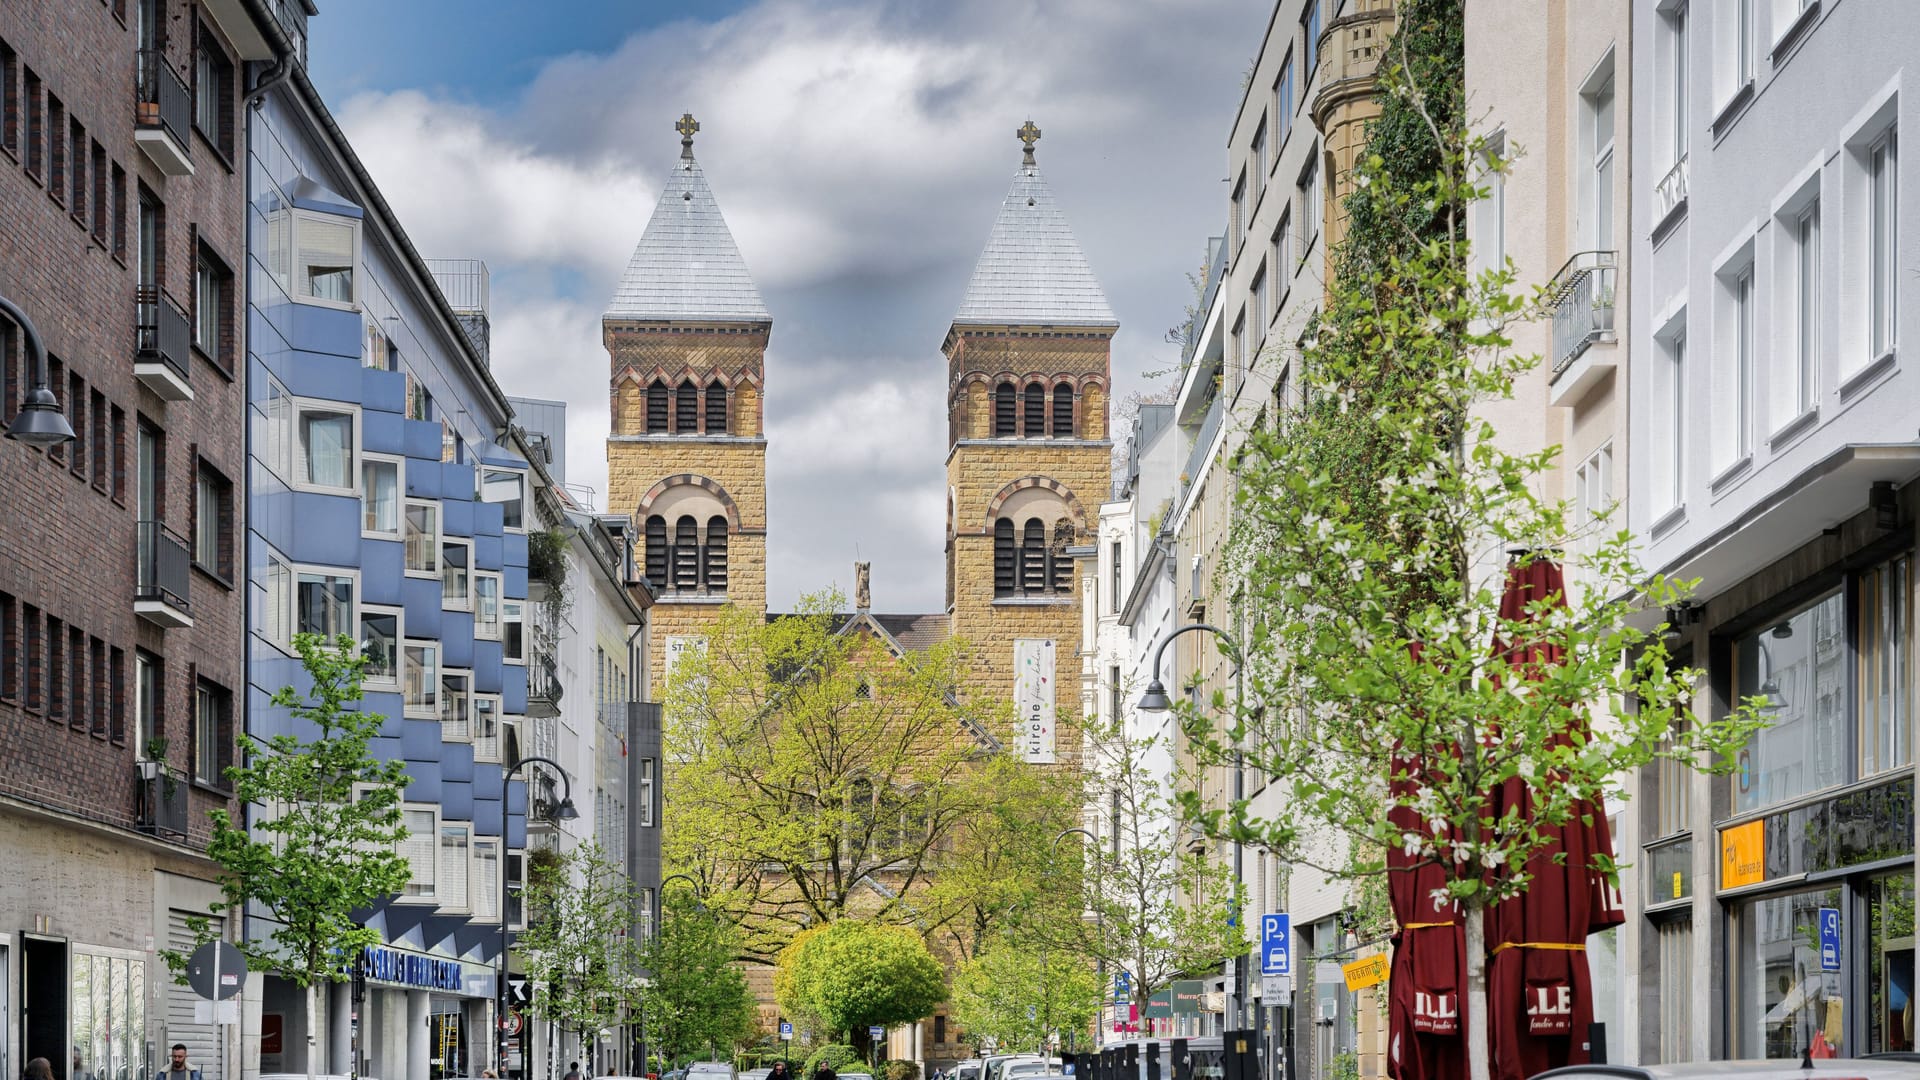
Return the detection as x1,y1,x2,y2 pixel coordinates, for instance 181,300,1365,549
441,670,470,741
1110,541,1122,613
480,468,525,529
506,849,526,929
47,616,65,723
47,94,63,200
1655,918,1694,1062
295,569,354,641
1654,326,1687,514
0,40,15,156
0,592,14,702
25,67,41,177
704,515,728,592
1052,384,1073,437
475,572,502,639
1789,199,1819,420
1301,0,1320,84
194,679,230,786
264,550,293,648
646,380,669,433
91,140,106,242
68,951,145,1080
401,806,437,898
293,210,359,307
473,838,501,921
502,600,525,664
994,381,1017,437
1231,172,1247,253
193,28,233,157
363,317,392,371
293,401,356,492
1575,444,1613,546
69,116,85,217
675,379,698,432
1250,120,1267,203
441,539,472,610
1715,259,1756,470
994,517,1076,598
1251,266,1269,350
1734,0,1754,87
404,501,440,574
644,514,667,583
362,456,400,536
473,694,502,762
1733,589,1845,812
1109,665,1122,721
638,756,657,827
193,461,230,577
1868,127,1898,361
705,379,727,433
1023,382,1046,437
134,649,160,758
360,607,399,686
1732,884,1843,1057
1275,55,1294,148
193,243,232,371
1298,154,1320,257
1586,72,1616,250
1858,555,1911,777
136,417,162,521
1478,133,1507,271
403,641,439,717
1667,4,1690,167
111,163,127,262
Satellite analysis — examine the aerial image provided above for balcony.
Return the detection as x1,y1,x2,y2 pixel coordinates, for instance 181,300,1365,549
526,650,563,719
1182,394,1224,489
1547,250,1618,404
1654,155,1689,237
135,760,189,838
134,50,194,176
135,520,193,629
135,286,193,401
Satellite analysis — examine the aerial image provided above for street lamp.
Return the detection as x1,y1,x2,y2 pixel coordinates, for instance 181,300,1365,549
1043,827,1099,1069
1,293,77,447
499,755,580,1077
1133,623,1250,1026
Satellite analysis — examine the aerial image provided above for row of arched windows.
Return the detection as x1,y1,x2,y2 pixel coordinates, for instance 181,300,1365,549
994,381,1077,438
644,514,729,593
644,379,729,435
993,517,1075,597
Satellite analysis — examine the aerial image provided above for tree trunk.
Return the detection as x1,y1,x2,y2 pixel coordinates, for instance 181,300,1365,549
1464,905,1490,1080
307,982,321,1080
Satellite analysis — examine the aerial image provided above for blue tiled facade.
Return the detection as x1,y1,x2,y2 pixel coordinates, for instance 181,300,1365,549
246,70,530,1067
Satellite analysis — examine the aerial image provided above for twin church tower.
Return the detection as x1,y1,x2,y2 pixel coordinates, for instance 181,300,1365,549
605,115,1114,739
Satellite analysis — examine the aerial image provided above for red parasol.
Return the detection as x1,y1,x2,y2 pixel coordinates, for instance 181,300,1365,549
1386,735,1469,1080
1483,557,1621,1080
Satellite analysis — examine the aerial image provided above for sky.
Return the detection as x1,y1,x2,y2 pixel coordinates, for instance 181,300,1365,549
309,0,1262,613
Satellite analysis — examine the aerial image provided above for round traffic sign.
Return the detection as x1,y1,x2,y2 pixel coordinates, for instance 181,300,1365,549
500,1010,524,1036
186,940,248,1001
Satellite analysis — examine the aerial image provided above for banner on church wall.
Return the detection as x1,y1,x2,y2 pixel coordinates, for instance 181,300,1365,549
1015,638,1057,764
665,636,706,684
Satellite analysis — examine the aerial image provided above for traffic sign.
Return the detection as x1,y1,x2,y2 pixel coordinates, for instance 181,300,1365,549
1260,913,1291,976
869,1026,886,1041
1819,907,1841,971
499,1010,523,1037
779,1021,794,1042
186,940,248,1001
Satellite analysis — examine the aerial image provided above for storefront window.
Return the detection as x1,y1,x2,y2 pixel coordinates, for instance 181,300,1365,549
1647,836,1693,906
1867,872,1917,1054
71,953,143,1080
1735,590,1847,814
1735,885,1845,1058
1859,556,1912,779
1655,918,1693,1062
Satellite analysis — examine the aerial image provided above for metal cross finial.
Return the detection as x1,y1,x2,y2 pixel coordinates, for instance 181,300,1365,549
676,112,700,158
1017,119,1041,164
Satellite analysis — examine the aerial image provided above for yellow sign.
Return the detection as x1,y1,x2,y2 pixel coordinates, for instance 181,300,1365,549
1343,954,1390,992
1672,871,1683,900
1721,819,1766,889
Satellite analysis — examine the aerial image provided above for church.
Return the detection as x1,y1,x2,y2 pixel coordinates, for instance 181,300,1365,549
603,113,1117,1059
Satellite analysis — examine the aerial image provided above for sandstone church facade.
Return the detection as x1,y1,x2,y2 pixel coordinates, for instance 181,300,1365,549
603,115,1115,1060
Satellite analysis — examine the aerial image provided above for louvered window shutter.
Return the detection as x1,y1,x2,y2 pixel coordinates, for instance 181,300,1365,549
1021,519,1048,594
645,516,668,583
994,519,1016,596
704,516,729,591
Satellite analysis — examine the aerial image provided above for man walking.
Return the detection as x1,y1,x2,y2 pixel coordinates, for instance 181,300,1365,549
565,1062,585,1080
157,1045,200,1080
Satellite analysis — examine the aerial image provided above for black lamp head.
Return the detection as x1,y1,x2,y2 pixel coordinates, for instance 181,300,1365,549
1136,678,1172,713
553,796,581,821
5,386,76,448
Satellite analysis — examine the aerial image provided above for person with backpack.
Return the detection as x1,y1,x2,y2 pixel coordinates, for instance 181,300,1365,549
155,1045,201,1080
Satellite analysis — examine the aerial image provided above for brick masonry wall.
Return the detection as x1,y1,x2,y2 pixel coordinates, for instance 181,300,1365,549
0,0,248,847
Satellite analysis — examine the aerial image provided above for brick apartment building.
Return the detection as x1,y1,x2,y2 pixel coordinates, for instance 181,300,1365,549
0,2,281,1078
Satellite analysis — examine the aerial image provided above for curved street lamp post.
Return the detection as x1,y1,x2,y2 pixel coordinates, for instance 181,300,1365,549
498,756,580,1076
1042,826,1099,1069
1,293,77,447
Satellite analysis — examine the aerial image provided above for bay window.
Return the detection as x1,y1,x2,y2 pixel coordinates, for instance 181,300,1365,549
362,456,400,537
293,401,357,493
403,640,439,717
481,468,526,530
401,806,436,898
404,501,440,575
359,606,399,686
295,569,354,642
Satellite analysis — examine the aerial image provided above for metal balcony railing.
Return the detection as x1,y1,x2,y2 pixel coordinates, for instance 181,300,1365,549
136,49,191,155
135,761,189,838
1548,250,1618,378
135,286,191,387
135,520,192,616
1183,394,1224,486
1181,237,1230,367
527,650,563,718
1655,155,1689,226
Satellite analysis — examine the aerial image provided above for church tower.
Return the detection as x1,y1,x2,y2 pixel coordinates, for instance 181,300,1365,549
605,115,770,690
945,122,1114,762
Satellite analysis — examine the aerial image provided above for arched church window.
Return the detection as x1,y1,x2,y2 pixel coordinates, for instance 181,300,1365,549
994,519,1016,597
1052,385,1074,437
675,380,698,433
703,515,729,592
672,515,700,590
1020,518,1048,594
1049,517,1075,593
1023,383,1047,437
705,379,728,434
644,515,668,584
994,382,1017,437
646,381,669,434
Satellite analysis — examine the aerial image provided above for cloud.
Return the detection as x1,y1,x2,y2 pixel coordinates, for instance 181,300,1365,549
326,0,1260,611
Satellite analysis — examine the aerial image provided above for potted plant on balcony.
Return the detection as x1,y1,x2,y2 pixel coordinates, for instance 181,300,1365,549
1591,282,1616,334
526,526,573,627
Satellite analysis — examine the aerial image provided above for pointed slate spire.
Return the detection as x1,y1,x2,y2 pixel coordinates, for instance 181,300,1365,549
605,116,771,323
951,123,1117,329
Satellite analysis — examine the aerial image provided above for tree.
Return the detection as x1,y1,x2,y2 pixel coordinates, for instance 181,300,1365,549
1200,7,1763,1078
662,591,1012,961
177,633,411,1080
1042,712,1242,1023
948,934,1101,1056
639,891,757,1063
773,920,946,1061
518,841,647,1058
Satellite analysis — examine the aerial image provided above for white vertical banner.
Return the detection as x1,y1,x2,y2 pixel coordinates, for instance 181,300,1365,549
1015,638,1057,764
664,635,706,684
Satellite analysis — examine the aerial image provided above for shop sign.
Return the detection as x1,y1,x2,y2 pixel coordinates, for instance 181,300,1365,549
1145,989,1174,1019
1720,819,1766,889
1342,954,1389,992
1170,979,1205,1015
361,945,463,991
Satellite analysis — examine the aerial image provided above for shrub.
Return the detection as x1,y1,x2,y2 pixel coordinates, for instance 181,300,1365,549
802,1045,859,1079
880,1061,921,1080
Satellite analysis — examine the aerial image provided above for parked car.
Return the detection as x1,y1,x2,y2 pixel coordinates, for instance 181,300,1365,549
953,1062,982,1080
740,1069,772,1080
1532,1058,1920,1080
983,1056,1046,1080
688,1066,735,1080
1004,1063,1053,1080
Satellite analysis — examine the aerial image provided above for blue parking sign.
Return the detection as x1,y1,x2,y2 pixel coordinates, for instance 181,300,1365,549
1819,907,1841,972
1261,913,1291,976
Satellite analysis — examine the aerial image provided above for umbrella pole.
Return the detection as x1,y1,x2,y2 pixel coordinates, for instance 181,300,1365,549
1464,906,1491,1080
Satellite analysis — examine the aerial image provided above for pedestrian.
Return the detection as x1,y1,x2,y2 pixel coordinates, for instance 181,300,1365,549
26,1059,53,1080
155,1045,201,1080
769,1063,791,1080
815,1069,836,1080
565,1063,584,1080
71,1047,95,1080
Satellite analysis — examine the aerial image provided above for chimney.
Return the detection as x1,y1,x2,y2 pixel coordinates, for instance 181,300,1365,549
855,562,871,613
